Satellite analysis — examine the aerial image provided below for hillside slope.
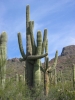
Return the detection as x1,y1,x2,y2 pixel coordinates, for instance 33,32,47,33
6,45,75,79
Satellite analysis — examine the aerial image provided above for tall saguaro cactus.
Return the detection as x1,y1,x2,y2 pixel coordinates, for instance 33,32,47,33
17,5,48,89
0,32,7,89
41,38,58,96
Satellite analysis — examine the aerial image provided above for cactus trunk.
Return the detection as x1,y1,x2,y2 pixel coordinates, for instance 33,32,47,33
44,71,49,96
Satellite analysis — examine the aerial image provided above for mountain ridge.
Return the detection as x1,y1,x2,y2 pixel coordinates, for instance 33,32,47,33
6,45,75,78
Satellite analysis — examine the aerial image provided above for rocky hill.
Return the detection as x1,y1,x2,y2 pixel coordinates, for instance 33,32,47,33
49,45,75,80
61,45,75,56
6,45,75,79
6,58,25,77
50,45,75,69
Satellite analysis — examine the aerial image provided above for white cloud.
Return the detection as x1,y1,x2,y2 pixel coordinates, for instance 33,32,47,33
30,0,75,21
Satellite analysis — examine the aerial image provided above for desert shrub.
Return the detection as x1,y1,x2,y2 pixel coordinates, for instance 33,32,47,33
46,81,75,100
0,78,32,100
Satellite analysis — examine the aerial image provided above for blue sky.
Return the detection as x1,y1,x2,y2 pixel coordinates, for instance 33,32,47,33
0,0,75,62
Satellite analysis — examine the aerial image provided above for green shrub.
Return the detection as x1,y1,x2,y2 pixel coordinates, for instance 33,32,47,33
47,81,75,100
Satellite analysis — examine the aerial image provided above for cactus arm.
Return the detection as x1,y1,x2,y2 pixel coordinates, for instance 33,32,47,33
41,29,47,54
29,21,34,47
51,50,58,85
29,21,36,54
26,5,32,56
51,50,58,68
26,5,30,30
17,33,26,59
27,53,48,60
36,31,42,54
27,30,48,60
45,39,48,53
46,51,58,72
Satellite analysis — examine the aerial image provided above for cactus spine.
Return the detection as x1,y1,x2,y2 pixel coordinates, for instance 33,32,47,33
0,32,7,89
17,5,48,89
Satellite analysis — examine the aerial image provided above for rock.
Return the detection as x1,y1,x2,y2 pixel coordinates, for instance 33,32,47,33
61,45,75,56
8,58,21,62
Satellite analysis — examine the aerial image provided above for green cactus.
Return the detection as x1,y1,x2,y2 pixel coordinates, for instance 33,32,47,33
47,50,58,85
17,5,48,89
72,64,75,88
40,38,58,96
0,32,7,89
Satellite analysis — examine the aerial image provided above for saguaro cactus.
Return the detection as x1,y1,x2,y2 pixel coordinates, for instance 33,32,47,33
0,32,7,89
41,38,58,96
72,64,75,88
17,5,48,89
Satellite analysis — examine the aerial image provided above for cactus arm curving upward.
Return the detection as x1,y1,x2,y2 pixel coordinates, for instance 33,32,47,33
41,29,47,54
45,39,48,54
27,53,48,60
29,21,36,54
47,50,58,72
51,50,58,68
50,50,58,85
17,33,26,60
26,5,30,31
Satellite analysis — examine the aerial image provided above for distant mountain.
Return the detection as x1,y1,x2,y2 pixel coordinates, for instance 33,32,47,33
6,45,75,79
6,58,25,77
61,45,75,56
